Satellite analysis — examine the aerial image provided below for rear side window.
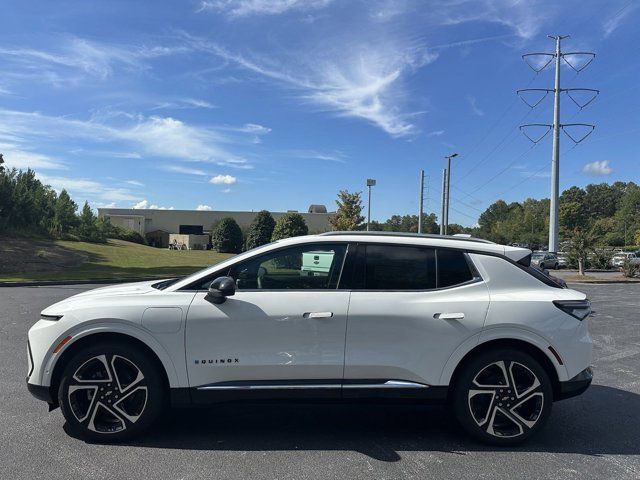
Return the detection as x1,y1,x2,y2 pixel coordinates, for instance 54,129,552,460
363,245,436,290
437,249,475,287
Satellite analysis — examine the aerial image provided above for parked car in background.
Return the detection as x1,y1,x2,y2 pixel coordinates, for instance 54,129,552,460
557,253,569,269
611,252,640,268
531,252,559,270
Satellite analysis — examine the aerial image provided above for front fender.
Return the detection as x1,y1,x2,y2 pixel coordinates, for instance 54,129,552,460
36,320,184,389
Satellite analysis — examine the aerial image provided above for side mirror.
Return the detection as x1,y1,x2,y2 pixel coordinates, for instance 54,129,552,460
206,276,236,304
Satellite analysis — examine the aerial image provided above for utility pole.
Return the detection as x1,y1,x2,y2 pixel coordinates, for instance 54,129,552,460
418,170,424,234
440,168,446,235
519,35,597,253
549,35,565,254
366,178,376,231
443,153,458,235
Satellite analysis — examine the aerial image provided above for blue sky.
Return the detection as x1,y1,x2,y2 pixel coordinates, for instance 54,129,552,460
1,0,638,226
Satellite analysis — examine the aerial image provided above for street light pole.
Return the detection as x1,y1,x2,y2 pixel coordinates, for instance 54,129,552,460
443,153,458,235
418,170,424,234
366,178,376,231
440,168,446,235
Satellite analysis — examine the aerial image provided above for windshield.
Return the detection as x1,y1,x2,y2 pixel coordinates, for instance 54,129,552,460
531,253,544,259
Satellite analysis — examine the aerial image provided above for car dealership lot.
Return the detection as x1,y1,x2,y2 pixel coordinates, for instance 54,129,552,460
1,283,639,480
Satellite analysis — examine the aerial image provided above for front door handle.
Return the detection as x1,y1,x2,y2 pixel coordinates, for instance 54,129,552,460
303,312,333,319
434,312,465,320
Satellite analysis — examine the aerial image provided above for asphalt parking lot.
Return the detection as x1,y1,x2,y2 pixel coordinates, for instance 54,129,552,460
1,283,639,480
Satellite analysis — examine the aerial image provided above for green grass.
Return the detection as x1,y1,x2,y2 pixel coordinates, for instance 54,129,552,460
0,238,233,282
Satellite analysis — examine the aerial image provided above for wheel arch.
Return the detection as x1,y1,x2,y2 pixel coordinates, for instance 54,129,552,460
446,338,563,401
49,331,174,407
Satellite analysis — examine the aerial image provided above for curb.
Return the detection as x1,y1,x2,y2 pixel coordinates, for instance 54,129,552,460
566,280,640,285
0,277,164,287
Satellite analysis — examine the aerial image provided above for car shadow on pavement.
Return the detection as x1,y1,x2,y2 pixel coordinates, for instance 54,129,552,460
70,385,640,461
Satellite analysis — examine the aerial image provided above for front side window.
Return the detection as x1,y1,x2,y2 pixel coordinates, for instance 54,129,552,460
230,243,347,290
363,245,436,290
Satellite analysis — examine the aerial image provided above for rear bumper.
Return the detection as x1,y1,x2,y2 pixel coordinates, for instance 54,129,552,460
557,367,593,401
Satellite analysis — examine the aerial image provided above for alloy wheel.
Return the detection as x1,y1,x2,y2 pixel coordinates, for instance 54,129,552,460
467,360,544,438
67,354,148,434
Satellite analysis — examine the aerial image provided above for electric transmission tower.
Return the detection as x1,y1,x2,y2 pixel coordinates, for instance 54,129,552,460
518,35,598,253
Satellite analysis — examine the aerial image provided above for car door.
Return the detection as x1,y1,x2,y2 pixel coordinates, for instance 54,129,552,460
184,242,350,402
343,244,490,396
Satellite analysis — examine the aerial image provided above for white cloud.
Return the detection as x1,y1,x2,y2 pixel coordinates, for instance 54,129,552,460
583,160,613,176
603,2,639,37
196,204,213,211
0,36,188,84
210,174,237,185
466,95,484,116
125,179,144,186
436,0,552,40
162,165,208,176
187,36,435,137
0,109,250,168
222,188,232,193
0,144,66,170
37,173,141,203
132,199,174,210
150,98,217,111
427,130,444,137
288,149,346,163
198,0,333,17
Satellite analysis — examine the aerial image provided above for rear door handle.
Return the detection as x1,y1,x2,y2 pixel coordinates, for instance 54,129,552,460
434,312,465,320
303,312,333,319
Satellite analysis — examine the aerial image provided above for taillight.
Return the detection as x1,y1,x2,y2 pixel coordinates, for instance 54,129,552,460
553,300,591,320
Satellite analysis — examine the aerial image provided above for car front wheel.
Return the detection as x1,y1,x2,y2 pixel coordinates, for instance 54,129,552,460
453,349,552,445
58,341,164,442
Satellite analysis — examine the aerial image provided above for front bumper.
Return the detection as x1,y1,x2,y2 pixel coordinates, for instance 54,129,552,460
557,367,593,400
27,382,54,404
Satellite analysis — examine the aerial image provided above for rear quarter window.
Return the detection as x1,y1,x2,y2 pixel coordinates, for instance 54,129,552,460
437,249,475,288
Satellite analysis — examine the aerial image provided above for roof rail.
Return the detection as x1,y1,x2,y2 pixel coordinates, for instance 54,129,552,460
318,231,494,244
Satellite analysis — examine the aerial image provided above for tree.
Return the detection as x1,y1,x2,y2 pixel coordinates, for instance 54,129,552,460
211,217,243,253
76,201,105,242
245,210,276,250
329,190,364,231
566,228,596,276
52,189,78,237
271,212,308,241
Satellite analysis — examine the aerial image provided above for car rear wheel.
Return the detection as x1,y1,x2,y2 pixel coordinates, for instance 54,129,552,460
453,349,552,445
58,341,164,442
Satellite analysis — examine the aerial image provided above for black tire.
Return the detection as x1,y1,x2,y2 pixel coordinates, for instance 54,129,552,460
452,348,552,446
58,341,164,442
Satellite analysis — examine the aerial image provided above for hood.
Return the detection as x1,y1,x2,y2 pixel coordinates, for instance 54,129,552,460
41,279,163,316
71,279,162,298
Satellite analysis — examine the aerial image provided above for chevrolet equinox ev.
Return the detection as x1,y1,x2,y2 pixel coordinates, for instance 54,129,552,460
27,232,593,445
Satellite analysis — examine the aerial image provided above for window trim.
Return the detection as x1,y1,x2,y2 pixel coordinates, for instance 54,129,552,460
179,241,351,292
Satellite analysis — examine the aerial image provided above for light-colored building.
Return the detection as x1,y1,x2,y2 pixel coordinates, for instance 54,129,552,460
97,206,333,244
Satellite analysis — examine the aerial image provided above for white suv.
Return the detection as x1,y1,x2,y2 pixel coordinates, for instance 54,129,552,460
27,233,593,445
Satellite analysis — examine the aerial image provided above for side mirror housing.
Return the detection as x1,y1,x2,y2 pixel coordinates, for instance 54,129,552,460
206,276,236,304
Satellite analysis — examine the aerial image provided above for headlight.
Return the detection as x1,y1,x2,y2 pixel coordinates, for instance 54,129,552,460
553,300,591,320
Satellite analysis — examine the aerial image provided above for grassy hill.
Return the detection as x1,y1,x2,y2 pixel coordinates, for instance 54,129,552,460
0,237,232,282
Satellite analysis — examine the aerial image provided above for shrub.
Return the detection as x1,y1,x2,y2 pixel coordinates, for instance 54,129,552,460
245,210,276,250
621,259,639,278
590,249,612,270
212,217,243,253
271,213,308,241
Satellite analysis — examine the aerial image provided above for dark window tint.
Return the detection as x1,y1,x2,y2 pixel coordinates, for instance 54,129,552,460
230,243,347,290
437,249,474,287
364,245,435,290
